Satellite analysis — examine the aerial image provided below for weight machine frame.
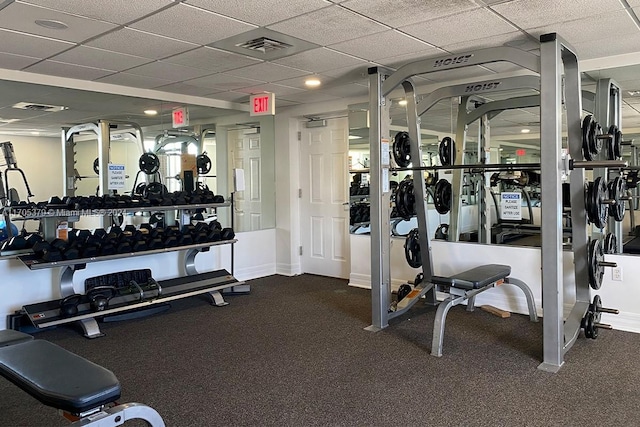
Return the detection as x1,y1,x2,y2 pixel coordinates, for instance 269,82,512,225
368,33,593,372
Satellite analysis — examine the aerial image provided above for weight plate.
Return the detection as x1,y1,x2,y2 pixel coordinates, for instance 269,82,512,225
414,273,424,287
438,137,456,166
608,176,626,222
592,177,608,229
584,311,595,339
392,131,412,168
603,233,617,255
397,283,412,302
614,129,623,159
607,125,621,160
139,152,160,174
196,153,212,175
93,157,100,175
589,121,603,159
590,294,603,324
434,179,452,214
582,115,595,161
395,180,415,220
404,228,422,268
588,238,604,290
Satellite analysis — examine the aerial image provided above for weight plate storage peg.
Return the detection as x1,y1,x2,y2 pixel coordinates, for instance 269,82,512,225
139,152,160,174
404,228,422,268
392,131,412,168
438,137,456,166
434,179,452,214
395,180,416,220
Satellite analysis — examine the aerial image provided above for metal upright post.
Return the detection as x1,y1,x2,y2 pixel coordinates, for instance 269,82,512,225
449,97,469,242
538,34,565,372
98,121,111,197
366,67,392,331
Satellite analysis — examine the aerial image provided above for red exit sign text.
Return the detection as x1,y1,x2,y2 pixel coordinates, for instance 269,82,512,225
250,93,275,116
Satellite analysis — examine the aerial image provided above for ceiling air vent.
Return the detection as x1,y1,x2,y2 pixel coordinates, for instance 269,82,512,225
237,37,292,53
210,28,319,61
12,102,67,112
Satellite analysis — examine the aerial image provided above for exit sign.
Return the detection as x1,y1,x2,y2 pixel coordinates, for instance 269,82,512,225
516,148,526,156
172,106,189,128
250,92,275,116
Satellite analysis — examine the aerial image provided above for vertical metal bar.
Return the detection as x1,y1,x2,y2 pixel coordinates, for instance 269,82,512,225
480,114,491,243
98,120,110,197
402,80,434,280
449,97,467,242
366,67,391,331
538,34,564,372
62,128,76,197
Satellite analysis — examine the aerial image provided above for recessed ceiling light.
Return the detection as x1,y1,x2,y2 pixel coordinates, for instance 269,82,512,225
144,110,158,116
499,148,504,151
521,128,531,133
35,19,68,30
628,90,640,96
30,131,40,135
398,99,408,106
305,78,321,87
348,135,362,140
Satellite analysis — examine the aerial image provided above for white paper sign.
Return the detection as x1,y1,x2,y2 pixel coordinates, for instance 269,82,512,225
108,164,125,190
501,192,522,220
381,138,390,166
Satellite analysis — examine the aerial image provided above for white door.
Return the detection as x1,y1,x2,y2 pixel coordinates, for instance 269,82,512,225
299,118,350,278
230,130,262,231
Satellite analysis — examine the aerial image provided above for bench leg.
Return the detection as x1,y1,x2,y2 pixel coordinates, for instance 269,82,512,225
466,295,476,312
71,402,165,427
505,278,538,322
79,318,104,339
431,296,461,357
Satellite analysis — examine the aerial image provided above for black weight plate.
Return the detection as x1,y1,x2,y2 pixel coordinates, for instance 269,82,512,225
584,311,594,339
591,294,603,324
603,233,617,255
588,238,604,290
404,228,421,268
434,179,452,214
592,177,608,229
93,157,100,175
397,283,412,302
589,121,603,159
582,115,595,161
438,136,456,166
395,180,415,220
607,125,619,160
196,153,212,175
139,152,160,174
392,131,412,168
608,176,626,222
614,129,623,159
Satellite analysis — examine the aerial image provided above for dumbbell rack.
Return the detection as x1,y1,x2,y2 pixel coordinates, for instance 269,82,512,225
16,200,247,338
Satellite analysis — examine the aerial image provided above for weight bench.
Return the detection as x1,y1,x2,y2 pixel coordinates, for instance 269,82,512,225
0,330,165,426
429,264,538,357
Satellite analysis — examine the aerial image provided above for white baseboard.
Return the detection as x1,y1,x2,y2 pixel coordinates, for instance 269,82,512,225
234,263,276,281
276,262,301,277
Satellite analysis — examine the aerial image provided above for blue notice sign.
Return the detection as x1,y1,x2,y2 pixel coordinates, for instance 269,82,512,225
500,192,522,220
108,164,126,190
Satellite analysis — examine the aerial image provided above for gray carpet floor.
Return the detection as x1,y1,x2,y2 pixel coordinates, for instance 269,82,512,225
1,273,640,426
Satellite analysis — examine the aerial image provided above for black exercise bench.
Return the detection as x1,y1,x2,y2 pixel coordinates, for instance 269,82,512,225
430,264,538,357
0,330,165,426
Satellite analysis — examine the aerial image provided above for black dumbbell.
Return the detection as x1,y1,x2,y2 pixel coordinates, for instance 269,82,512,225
209,220,222,231
177,233,193,246
124,224,137,234
213,195,225,203
131,239,148,252
62,245,80,260
146,237,164,250
42,247,63,262
140,223,153,232
94,228,107,239
81,243,100,258
181,225,196,236
25,233,43,248
221,228,235,241
208,229,222,242
116,240,133,254
6,235,28,251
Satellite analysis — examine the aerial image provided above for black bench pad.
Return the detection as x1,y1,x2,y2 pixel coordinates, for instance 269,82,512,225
431,264,511,290
0,340,121,413
0,330,33,347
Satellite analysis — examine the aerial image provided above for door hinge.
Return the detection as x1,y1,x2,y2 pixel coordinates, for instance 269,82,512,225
297,131,301,141
299,246,303,256
298,188,302,198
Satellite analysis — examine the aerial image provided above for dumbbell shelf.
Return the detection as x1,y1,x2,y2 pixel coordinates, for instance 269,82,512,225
22,269,243,330
17,239,237,270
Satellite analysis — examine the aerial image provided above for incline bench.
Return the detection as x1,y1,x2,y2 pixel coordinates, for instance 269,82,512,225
0,330,165,426
429,264,538,357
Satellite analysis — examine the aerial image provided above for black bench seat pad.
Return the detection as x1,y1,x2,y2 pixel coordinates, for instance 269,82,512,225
0,329,33,347
431,264,511,290
0,340,121,413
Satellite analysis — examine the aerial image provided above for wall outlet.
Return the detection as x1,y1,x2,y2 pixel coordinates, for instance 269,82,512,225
612,266,623,282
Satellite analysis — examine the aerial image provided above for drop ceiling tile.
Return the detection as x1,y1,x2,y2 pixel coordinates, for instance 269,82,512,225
205,91,249,102
24,60,114,80
185,73,264,91
130,3,256,45
321,64,370,82
94,72,174,89
321,83,369,98
235,83,305,97
152,82,217,97
48,46,152,72
87,28,197,60
268,5,388,46
124,61,213,82
0,2,117,43
0,52,41,69
225,62,310,83
273,48,366,73
276,99,302,107
0,28,73,58
19,0,174,25
330,30,439,61
400,8,517,47
442,31,533,53
572,32,640,60
491,0,625,29
279,91,341,103
163,47,261,72
525,11,638,46
185,0,330,26
341,0,479,28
